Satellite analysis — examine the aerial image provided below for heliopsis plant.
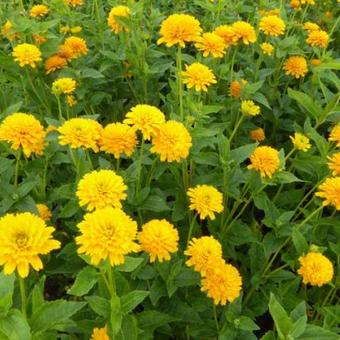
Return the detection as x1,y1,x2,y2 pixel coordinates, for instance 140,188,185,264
107,6,130,33
248,146,280,177
12,43,42,68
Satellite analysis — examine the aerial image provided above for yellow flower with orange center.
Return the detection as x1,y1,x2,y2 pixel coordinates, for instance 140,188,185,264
298,252,333,287
231,21,257,45
306,30,329,48
259,15,286,36
64,0,83,6
30,5,49,18
315,177,340,210
36,204,52,222
248,146,280,177
0,113,46,157
327,152,340,176
213,25,238,46
157,14,202,48
250,128,265,142
303,22,320,33
107,6,130,34
195,32,226,58
62,36,88,59
283,56,308,78
311,58,321,67
230,79,247,98
91,326,110,340
182,62,217,92
12,43,42,68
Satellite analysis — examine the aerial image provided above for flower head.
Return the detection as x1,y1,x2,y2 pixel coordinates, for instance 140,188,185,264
311,58,321,67
187,185,223,220
0,212,60,278
259,15,285,36
201,261,242,305
250,128,265,142
298,252,333,286
231,21,257,45
91,326,109,340
33,34,47,45
107,6,130,33
150,120,192,162
36,204,52,221
99,122,137,159
0,113,46,157
138,219,179,263
283,56,308,78
58,118,103,152
195,32,226,58
157,14,202,48
303,22,320,33
64,0,83,6
2,20,18,41
45,55,68,74
230,79,247,98
76,207,139,266
290,0,301,9
315,177,340,210
30,5,49,18
185,236,223,275
52,78,76,95
12,43,42,68
241,100,261,116
248,146,280,177
260,42,274,56
213,25,238,46
306,30,329,48
182,62,217,92
329,125,340,147
62,36,88,59
76,170,127,211
66,95,77,107
327,152,340,176
123,104,165,140
290,132,311,152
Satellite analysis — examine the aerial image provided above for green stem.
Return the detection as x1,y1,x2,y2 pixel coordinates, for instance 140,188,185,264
14,149,21,187
86,150,94,169
228,115,245,145
213,304,220,335
136,139,145,198
177,46,184,121
187,213,197,245
56,95,63,121
18,276,27,320
106,262,116,296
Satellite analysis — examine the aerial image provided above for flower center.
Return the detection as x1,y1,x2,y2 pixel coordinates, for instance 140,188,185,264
16,233,28,248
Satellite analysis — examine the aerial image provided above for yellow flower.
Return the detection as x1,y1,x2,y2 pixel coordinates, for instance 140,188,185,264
231,21,257,45
64,0,83,6
33,34,47,45
62,36,88,59
315,177,340,210
248,146,280,178
52,78,76,95
138,219,179,263
107,6,130,34
182,62,217,92
70,26,82,34
91,326,110,340
250,128,265,142
12,43,42,68
301,0,315,4
283,56,308,78
36,204,52,221
150,120,192,162
259,8,280,16
99,122,137,159
201,261,242,305
329,124,340,147
327,152,340,176
58,44,75,61
195,32,226,58
306,30,329,48
157,14,202,48
0,113,46,157
123,104,165,141
213,25,238,46
303,22,320,33
290,0,301,9
76,170,127,211
311,58,321,67
187,185,223,220
2,20,18,41
60,25,70,34
30,5,49,18
259,15,285,36
58,118,103,152
0,212,60,278
297,252,333,287
290,132,311,151
260,42,274,56
185,236,223,275
66,95,77,107
76,207,139,266
230,79,247,98
241,100,261,116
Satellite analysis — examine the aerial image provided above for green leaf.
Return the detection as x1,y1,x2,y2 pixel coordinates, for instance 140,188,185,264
230,143,258,164
30,300,86,334
67,266,98,296
292,228,309,255
118,315,139,340
140,195,170,212
31,276,46,315
86,296,110,317
235,316,259,331
136,311,177,332
121,291,149,315
0,158,14,175
297,324,339,340
110,295,122,337
288,88,322,121
268,293,292,339
0,272,15,317
116,257,144,272
276,171,302,184
0,309,31,340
